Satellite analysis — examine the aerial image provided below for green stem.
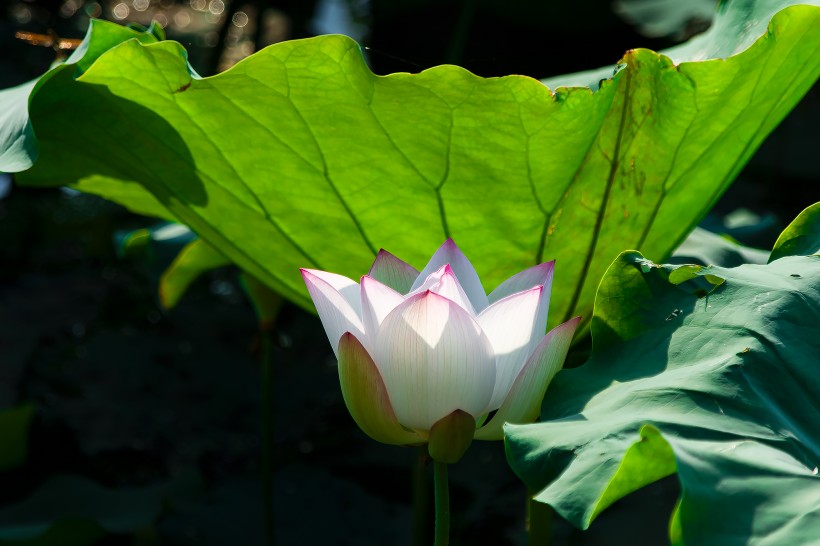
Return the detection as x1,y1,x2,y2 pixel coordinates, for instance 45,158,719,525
412,447,430,546
527,494,553,546
444,0,477,65
261,331,275,546
434,461,450,546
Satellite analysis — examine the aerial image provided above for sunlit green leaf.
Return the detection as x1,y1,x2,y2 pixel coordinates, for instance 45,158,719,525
505,228,820,545
14,3,820,330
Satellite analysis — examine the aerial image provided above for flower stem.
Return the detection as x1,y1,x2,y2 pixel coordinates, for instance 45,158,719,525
412,447,430,546
444,0,477,65
240,273,282,546
261,330,275,546
434,460,450,546
526,494,553,546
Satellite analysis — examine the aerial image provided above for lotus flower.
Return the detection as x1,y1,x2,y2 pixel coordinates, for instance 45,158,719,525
301,239,579,462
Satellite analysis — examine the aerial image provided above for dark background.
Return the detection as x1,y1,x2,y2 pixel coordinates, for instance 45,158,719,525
0,1,816,544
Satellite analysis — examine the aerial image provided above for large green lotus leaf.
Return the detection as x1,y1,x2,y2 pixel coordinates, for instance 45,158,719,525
0,20,164,173
504,205,820,545
16,3,820,326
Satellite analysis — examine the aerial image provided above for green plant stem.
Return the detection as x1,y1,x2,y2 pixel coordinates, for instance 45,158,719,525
434,460,450,546
527,494,553,546
444,0,477,65
412,447,430,546
261,330,275,546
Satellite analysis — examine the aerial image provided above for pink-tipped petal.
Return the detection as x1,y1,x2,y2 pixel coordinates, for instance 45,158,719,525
488,261,555,303
302,269,363,314
368,249,421,295
360,275,405,337
409,264,476,315
489,261,554,327
474,316,580,441
477,287,545,409
338,333,422,445
375,290,496,431
301,269,365,357
410,239,489,312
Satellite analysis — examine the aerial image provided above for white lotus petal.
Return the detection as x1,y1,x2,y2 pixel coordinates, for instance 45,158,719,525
477,286,544,409
474,317,580,441
360,275,405,337
410,239,489,312
303,269,362,315
301,269,365,357
488,261,555,302
489,261,554,332
368,249,420,295
409,264,476,315
375,290,496,431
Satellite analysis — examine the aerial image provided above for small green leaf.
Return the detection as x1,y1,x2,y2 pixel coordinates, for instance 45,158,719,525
114,228,151,258
769,202,820,262
159,237,230,309
667,264,702,285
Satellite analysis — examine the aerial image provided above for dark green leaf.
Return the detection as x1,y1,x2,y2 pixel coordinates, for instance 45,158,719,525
505,244,820,545
671,226,769,267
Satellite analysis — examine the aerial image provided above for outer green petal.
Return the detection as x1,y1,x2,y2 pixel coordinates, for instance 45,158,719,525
428,410,476,464
367,249,420,294
338,332,422,446
475,317,580,441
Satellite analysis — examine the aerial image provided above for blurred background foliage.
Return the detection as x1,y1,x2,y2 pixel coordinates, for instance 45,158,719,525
0,1,816,544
